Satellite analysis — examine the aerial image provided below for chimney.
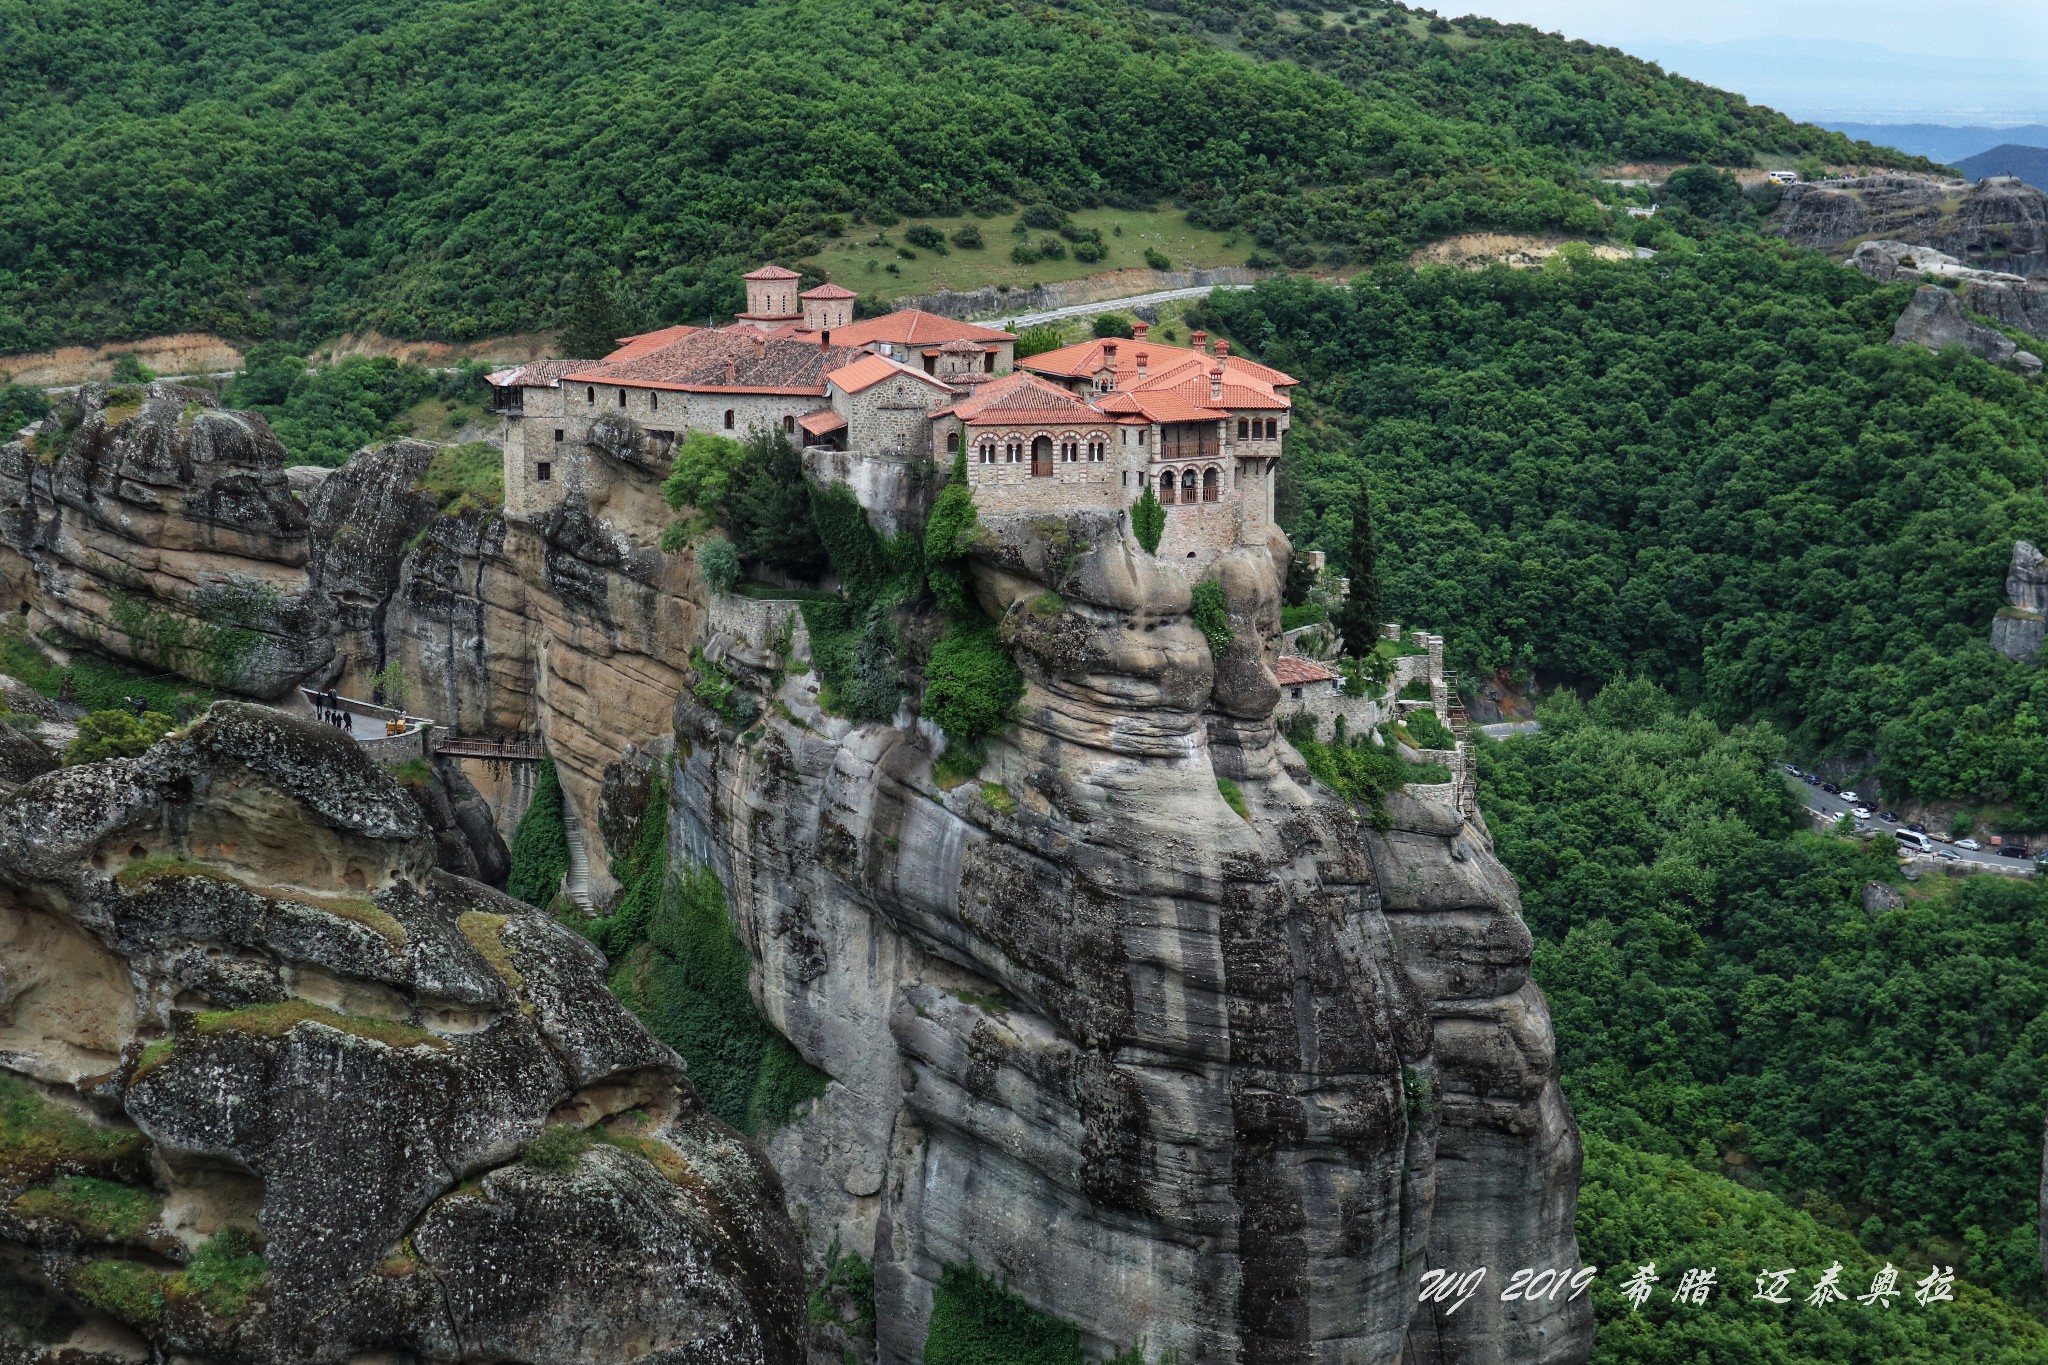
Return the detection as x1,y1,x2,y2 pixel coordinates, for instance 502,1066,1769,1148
1103,341,1118,360
753,334,766,358
724,358,737,384
820,330,830,347
1136,351,1149,378
1191,329,1209,352
1209,360,1223,403
1131,320,1150,342
1214,338,1231,359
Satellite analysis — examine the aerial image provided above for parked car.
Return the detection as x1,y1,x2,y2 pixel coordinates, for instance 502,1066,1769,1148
1879,811,1899,823
1840,791,1860,804
1851,806,1872,819
1804,774,1821,785
1956,838,1983,851
2000,845,2030,859
1822,782,1841,794
1939,849,1963,861
1931,831,1954,843
1907,823,1927,834
1782,763,1800,775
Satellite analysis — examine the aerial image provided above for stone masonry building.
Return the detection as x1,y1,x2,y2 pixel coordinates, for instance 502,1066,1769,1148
491,264,1296,569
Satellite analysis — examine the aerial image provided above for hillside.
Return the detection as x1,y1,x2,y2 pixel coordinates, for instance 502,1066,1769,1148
1957,144,2048,191
1201,240,2048,824
0,0,1926,354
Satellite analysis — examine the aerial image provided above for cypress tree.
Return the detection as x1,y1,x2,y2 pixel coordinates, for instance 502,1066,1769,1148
1336,480,1381,657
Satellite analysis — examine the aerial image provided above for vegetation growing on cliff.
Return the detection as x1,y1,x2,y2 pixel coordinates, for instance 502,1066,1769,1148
64,709,174,765
1205,247,2048,819
0,0,1924,351
505,758,570,912
1484,679,2048,1326
921,452,1023,765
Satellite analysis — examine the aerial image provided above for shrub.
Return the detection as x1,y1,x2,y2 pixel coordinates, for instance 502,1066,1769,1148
109,354,154,383
1245,248,1281,269
925,1260,1085,1365
923,454,981,617
1036,236,1067,260
1009,242,1042,266
1189,580,1233,656
923,618,1022,746
1405,708,1455,749
1143,247,1171,270
660,430,746,518
505,758,570,910
1280,602,1326,630
1283,244,1318,268
413,441,503,513
1071,239,1105,263
1129,484,1164,554
695,536,739,592
1013,324,1063,358
1017,203,1067,230
1216,776,1248,819
904,224,945,250
1090,314,1134,339
65,709,174,765
951,223,983,249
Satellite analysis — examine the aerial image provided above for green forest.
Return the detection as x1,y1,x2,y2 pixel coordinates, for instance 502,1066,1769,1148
0,0,1917,352
1480,682,2048,1359
1202,244,2048,820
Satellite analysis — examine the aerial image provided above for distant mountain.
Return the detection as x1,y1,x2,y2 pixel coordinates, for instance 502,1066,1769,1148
1823,123,2048,164
1955,144,2048,190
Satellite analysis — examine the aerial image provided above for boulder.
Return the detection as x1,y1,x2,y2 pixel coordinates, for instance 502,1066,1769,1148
0,702,804,1364
1849,238,2048,348
1892,285,2022,366
1993,540,2048,663
1775,173,2048,278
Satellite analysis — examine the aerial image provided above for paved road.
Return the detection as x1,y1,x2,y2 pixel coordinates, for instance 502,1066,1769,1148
1477,720,1542,739
993,283,1251,329
1782,772,2034,874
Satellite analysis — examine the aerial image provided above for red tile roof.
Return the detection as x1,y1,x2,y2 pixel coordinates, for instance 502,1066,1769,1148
937,371,1103,424
801,283,859,299
1016,337,1295,424
1275,656,1340,686
824,352,956,395
827,309,1016,348
798,409,847,436
487,359,596,388
744,264,802,280
605,325,700,363
564,327,862,395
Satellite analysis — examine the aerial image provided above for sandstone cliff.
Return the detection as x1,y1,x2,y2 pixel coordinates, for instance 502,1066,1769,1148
1993,540,2048,664
0,703,804,1363
1774,174,2048,279
667,509,1591,1363
1889,284,2043,373
0,384,333,698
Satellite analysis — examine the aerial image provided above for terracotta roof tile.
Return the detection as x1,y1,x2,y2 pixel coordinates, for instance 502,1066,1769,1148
937,371,1103,424
827,309,1016,347
744,264,802,280
490,359,598,388
564,327,861,395
824,352,956,395
798,408,847,435
606,325,700,362
1276,657,1340,686
801,283,858,299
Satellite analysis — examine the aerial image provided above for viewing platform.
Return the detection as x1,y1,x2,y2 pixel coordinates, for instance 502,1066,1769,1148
300,687,434,766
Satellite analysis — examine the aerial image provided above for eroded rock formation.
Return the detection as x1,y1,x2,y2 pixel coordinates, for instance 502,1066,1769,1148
1993,540,2048,664
1891,284,2041,372
0,383,333,698
672,510,1590,1363
1849,238,2048,343
0,703,803,1363
1774,174,2048,278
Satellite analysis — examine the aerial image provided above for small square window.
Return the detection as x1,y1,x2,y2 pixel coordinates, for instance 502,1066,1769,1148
537,461,552,483
553,429,563,442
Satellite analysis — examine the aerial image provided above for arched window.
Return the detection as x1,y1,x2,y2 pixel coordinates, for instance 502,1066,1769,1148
724,410,736,430
618,388,627,407
651,393,660,412
1159,469,1176,504
586,386,595,403
1237,418,1249,439
1203,467,1219,502
1266,419,1278,439
783,415,795,434
946,431,959,452
1031,435,1053,477
1181,468,1198,497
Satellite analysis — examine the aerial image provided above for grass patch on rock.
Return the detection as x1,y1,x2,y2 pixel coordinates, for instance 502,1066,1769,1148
69,1259,160,1330
457,910,526,995
1216,776,1248,819
11,1176,158,1242
413,441,504,515
0,1077,145,1181
191,1000,445,1052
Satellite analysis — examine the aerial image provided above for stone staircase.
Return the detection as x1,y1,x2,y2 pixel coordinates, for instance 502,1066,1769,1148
1443,672,1478,818
560,801,595,913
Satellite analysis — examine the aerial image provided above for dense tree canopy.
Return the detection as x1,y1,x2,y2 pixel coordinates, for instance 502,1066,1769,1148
1206,245,2048,817
0,0,1918,351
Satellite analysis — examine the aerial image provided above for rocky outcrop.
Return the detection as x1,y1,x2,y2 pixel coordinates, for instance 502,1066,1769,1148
1890,284,2042,372
1774,174,2048,278
0,702,804,1363
1852,241,2048,364
1993,541,2048,664
673,510,1590,1363
0,383,333,698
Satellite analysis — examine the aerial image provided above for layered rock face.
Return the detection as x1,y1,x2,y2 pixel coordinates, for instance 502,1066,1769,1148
674,511,1590,1364
1993,540,2048,664
1890,284,2043,373
0,703,804,1363
0,383,332,697
1774,174,2048,278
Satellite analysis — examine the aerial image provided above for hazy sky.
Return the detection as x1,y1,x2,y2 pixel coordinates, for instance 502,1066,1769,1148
1459,0,2048,121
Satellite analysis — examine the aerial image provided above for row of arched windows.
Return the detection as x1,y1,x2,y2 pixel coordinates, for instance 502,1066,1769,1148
1159,466,1221,504
971,431,1110,473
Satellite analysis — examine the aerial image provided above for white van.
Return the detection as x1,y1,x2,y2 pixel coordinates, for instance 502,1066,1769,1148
1895,829,1933,853
1768,170,1798,185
